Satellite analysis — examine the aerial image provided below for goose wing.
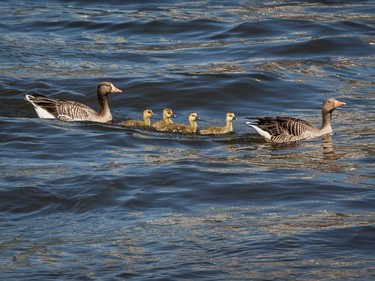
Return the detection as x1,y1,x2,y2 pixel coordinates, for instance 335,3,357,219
54,100,97,121
120,120,145,127
26,94,97,121
152,120,166,129
199,125,225,135
256,116,315,137
159,123,194,133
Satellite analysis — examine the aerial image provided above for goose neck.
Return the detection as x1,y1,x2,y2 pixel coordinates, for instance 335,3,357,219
226,120,233,131
98,93,112,120
144,116,151,126
190,120,198,132
321,110,333,132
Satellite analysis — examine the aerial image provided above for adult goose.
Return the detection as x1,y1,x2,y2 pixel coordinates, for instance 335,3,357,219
152,108,175,130
119,109,155,127
25,82,122,122
246,98,346,143
160,112,199,133
199,112,236,135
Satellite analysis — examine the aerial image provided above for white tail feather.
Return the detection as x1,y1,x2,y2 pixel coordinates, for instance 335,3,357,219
25,95,56,119
246,121,271,140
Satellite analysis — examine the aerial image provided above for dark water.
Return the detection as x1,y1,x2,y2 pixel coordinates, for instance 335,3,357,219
1,0,374,279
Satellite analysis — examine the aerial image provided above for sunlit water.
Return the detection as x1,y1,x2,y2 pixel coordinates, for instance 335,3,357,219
1,0,374,280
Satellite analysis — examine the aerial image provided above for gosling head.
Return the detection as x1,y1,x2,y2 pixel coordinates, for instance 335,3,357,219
163,108,175,119
226,112,236,122
188,112,199,122
143,109,156,118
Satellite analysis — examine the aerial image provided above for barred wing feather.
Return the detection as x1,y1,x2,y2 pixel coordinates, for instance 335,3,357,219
55,101,97,121
254,116,316,143
26,94,97,121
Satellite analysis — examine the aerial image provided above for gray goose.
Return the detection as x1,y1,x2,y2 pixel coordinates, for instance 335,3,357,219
119,109,155,127
152,108,175,130
25,82,122,122
246,98,346,143
159,112,199,133
199,112,236,135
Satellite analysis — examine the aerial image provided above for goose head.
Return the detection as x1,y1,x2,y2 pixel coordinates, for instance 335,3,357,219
98,82,122,96
322,98,346,113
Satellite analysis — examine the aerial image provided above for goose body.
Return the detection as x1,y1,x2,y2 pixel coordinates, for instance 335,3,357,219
160,112,199,133
25,82,122,122
246,98,345,143
119,109,155,127
200,112,236,135
152,108,175,130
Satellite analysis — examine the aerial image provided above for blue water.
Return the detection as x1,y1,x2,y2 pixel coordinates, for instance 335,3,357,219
1,0,374,280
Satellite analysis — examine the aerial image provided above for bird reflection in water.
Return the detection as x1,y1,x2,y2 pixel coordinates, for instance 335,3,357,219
321,135,339,160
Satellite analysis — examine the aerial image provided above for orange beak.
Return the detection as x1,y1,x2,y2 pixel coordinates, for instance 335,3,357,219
333,100,346,108
111,85,123,94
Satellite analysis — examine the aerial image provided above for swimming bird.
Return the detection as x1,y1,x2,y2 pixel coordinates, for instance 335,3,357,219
246,98,346,143
199,112,236,135
152,108,175,130
25,82,122,122
160,112,199,133
119,109,155,127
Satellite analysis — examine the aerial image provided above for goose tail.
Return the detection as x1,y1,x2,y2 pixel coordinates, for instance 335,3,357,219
25,94,56,119
246,121,272,140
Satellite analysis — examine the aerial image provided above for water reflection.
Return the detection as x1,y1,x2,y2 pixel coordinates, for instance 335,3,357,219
229,134,357,176
113,131,354,177
321,135,338,160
